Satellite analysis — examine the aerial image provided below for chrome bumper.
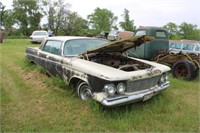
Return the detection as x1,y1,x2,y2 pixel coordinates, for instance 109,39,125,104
99,81,170,107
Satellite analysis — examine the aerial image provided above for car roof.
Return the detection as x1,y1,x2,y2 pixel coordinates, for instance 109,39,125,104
137,26,167,31
33,30,47,33
46,36,93,41
169,40,198,45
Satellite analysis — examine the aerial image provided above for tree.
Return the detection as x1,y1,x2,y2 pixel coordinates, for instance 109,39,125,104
87,7,118,35
179,22,199,40
60,11,88,35
41,0,71,35
13,0,42,36
119,9,136,32
0,2,6,28
163,22,179,39
2,10,16,35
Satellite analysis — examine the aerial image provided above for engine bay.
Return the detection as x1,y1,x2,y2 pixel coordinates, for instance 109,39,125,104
81,52,152,71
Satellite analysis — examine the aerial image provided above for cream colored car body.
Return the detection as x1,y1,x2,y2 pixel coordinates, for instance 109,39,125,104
25,35,171,107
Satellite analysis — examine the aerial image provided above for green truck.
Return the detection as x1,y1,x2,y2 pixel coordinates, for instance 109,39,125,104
127,26,199,80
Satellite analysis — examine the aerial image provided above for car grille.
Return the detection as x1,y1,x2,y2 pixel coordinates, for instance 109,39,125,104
126,75,161,93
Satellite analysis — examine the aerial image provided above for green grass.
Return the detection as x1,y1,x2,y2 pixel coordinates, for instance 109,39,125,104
0,39,199,132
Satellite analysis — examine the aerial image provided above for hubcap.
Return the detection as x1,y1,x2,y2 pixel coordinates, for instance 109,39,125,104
79,84,92,101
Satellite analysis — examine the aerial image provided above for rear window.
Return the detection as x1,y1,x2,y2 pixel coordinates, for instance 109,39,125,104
33,31,47,36
156,30,167,38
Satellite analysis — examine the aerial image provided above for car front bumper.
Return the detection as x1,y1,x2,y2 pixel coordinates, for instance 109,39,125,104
94,81,170,107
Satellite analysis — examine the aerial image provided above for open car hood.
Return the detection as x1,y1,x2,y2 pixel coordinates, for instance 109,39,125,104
83,35,154,54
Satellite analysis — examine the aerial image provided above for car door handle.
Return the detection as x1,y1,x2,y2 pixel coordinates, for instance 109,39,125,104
46,55,49,59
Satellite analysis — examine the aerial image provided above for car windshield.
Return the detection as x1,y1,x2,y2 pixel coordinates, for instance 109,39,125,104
63,39,108,56
135,30,146,36
33,31,47,36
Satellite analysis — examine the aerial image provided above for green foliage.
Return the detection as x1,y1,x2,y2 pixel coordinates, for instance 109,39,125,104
35,66,47,74
59,11,88,36
163,22,199,40
5,29,29,39
41,0,71,35
179,22,199,40
0,2,6,27
163,22,179,39
0,2,15,36
87,7,118,35
119,9,136,32
12,0,42,36
2,10,16,35
47,76,69,89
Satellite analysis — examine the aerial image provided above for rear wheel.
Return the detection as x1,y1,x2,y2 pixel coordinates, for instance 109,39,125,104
172,60,197,80
76,81,93,101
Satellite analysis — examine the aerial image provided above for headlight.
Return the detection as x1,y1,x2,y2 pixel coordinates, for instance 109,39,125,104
117,83,126,94
165,74,169,81
159,73,168,83
160,76,165,83
104,84,116,95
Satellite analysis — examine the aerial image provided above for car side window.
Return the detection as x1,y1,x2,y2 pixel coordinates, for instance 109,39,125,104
170,42,181,49
169,42,176,48
182,43,194,51
195,45,199,51
43,40,62,55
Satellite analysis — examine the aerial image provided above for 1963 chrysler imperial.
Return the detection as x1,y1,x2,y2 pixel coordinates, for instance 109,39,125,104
25,35,170,107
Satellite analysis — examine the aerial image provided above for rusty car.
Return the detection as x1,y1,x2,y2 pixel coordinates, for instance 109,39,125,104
169,40,200,55
25,35,171,107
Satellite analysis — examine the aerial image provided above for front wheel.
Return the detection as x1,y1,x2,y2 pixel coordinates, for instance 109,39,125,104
76,81,93,101
172,60,197,80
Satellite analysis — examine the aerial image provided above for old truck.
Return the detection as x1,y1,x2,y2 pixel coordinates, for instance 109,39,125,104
25,35,171,107
127,26,199,80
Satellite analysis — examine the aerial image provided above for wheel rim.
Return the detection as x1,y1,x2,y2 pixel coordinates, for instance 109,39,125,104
79,84,92,101
175,64,189,78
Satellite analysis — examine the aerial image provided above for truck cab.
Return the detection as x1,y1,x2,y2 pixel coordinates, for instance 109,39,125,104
127,26,169,60
127,26,199,80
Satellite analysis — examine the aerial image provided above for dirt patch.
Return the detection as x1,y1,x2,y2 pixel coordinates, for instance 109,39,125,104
22,70,47,90
4,59,48,90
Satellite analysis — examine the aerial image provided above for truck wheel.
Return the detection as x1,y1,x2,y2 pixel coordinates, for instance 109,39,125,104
76,81,92,101
172,60,197,80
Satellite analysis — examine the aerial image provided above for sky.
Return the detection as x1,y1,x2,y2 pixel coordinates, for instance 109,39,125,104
2,0,200,29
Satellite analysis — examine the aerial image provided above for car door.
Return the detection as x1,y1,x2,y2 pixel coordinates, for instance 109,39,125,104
37,51,47,68
42,40,64,78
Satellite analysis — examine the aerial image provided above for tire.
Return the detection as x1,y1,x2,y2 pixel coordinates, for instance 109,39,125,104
76,81,93,101
172,60,197,80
